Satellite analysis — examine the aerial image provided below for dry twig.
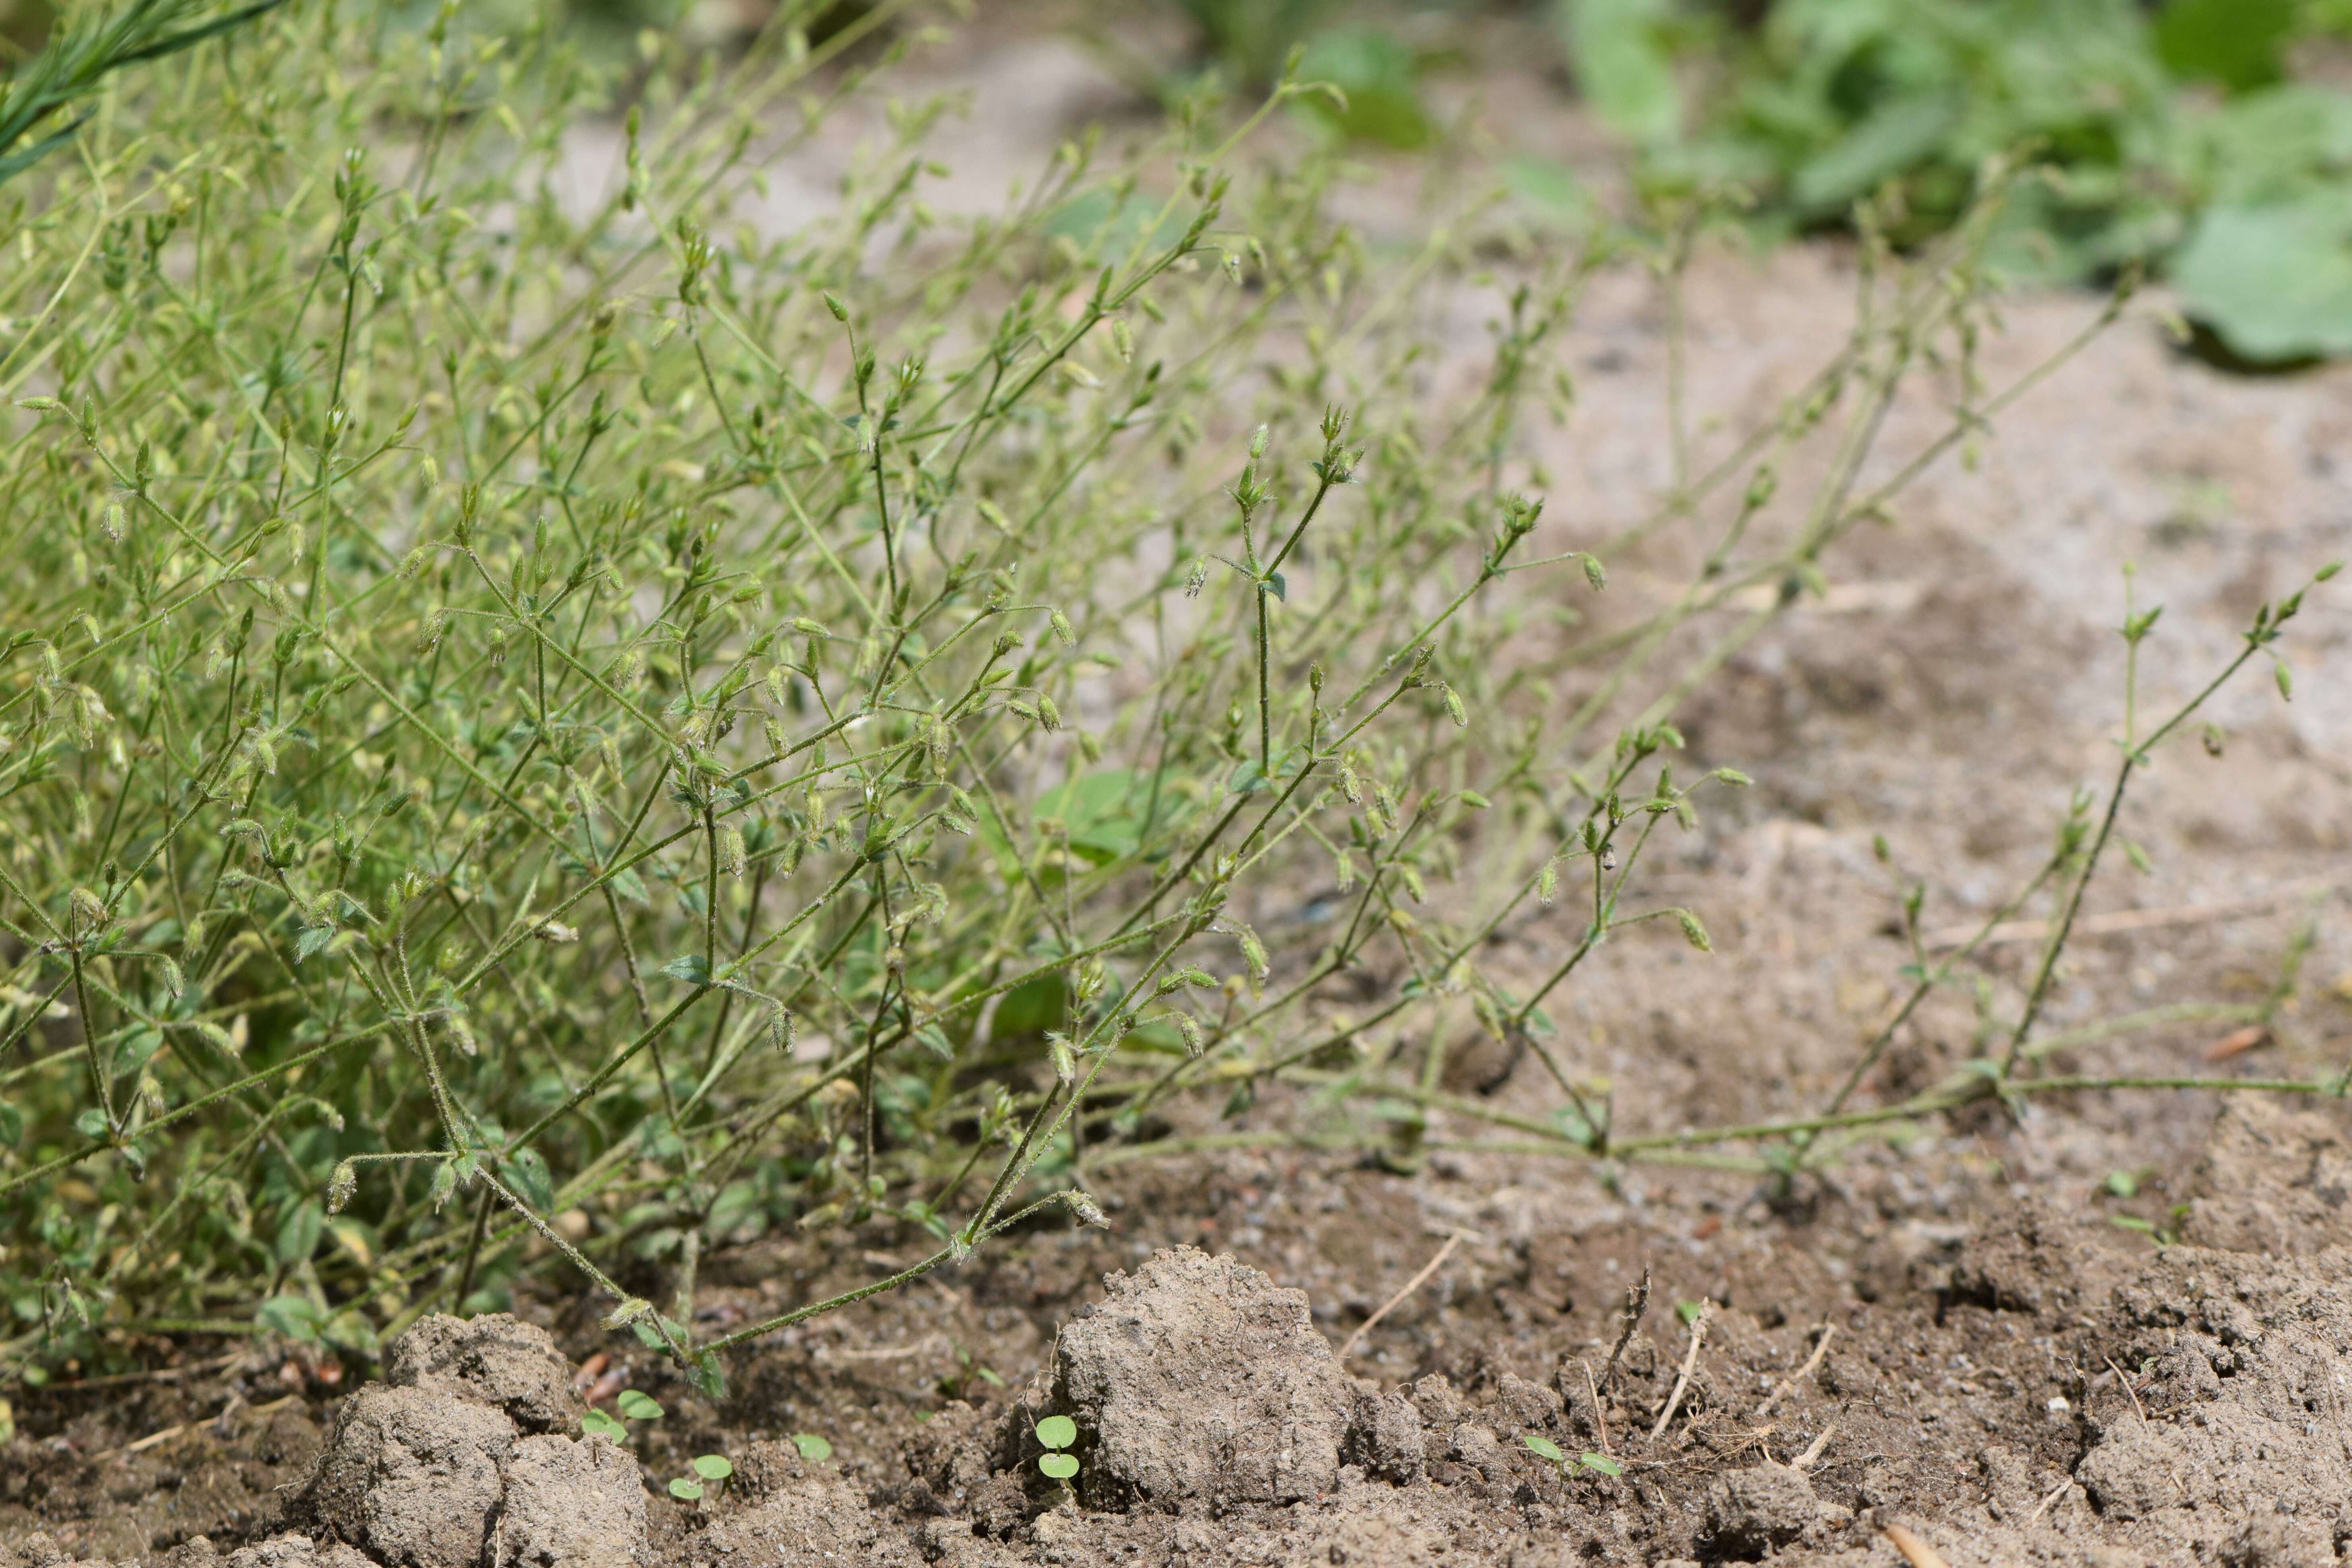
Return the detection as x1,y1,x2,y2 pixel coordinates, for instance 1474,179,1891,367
2026,1477,2073,1524
1651,1302,1711,1439
1792,1423,1836,1471
1920,885,2329,951
1597,1267,1652,1396
1581,1358,1611,1456
1757,1323,1836,1417
1882,1523,1950,1568
2103,1354,2149,1424
88,1393,296,1463
1338,1231,1461,1360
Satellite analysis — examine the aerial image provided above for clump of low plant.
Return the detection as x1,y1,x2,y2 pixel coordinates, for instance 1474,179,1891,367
0,0,2333,1402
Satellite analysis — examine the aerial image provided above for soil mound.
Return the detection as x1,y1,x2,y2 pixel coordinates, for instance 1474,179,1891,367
2179,1096,2352,1256
16,1116,2352,1568
2078,1244,2352,1555
286,1319,644,1568
383,1314,582,1435
1050,1245,1358,1508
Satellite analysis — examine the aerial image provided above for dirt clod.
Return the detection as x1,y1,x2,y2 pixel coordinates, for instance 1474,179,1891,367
1,1535,109,1568
291,1319,645,1568
1345,1386,1424,1484
2218,1512,2340,1568
2179,1097,2352,1256
1702,1460,1818,1559
1444,1421,1513,1486
293,1386,511,1568
2076,1245,2352,1549
223,1535,374,1568
697,1465,916,1567
1487,1373,1562,1440
383,1314,582,1435
1052,1247,1356,1508
495,1434,647,1568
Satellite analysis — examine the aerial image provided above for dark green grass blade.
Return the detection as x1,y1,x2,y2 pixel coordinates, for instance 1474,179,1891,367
0,113,86,185
111,0,288,68
0,0,286,191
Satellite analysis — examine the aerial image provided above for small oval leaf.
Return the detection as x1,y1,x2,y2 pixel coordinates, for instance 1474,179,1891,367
1038,1452,1079,1480
1035,1414,1077,1450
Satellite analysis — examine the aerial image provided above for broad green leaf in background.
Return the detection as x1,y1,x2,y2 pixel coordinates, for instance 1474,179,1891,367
274,1199,325,1265
256,1292,324,1342
1296,29,1434,150
1177,0,1336,87
1789,89,1963,214
1503,155,1590,229
499,1148,556,1214
1559,0,1684,145
2192,84,2352,208
2155,0,2296,93
977,768,1176,880
2172,191,2352,363
111,1027,166,1078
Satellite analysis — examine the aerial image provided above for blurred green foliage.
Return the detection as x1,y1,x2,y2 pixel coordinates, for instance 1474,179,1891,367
1164,0,2352,359
1554,0,2352,361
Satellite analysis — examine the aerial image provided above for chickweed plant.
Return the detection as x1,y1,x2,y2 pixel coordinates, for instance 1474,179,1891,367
0,0,2336,1390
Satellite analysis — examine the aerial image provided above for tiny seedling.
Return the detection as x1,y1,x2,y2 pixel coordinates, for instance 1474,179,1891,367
669,1453,733,1503
2109,1207,2189,1246
1522,1434,1622,1479
583,1389,664,1443
790,1432,834,1462
1035,1414,1080,1482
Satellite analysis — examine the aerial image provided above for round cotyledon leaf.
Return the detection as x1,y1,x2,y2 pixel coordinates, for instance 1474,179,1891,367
1035,1414,1077,1450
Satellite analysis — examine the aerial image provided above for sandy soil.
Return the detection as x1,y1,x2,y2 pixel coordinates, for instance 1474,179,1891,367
6,7,2352,1567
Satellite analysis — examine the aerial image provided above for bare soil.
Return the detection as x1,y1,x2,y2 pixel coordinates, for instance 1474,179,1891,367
8,9,2352,1567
